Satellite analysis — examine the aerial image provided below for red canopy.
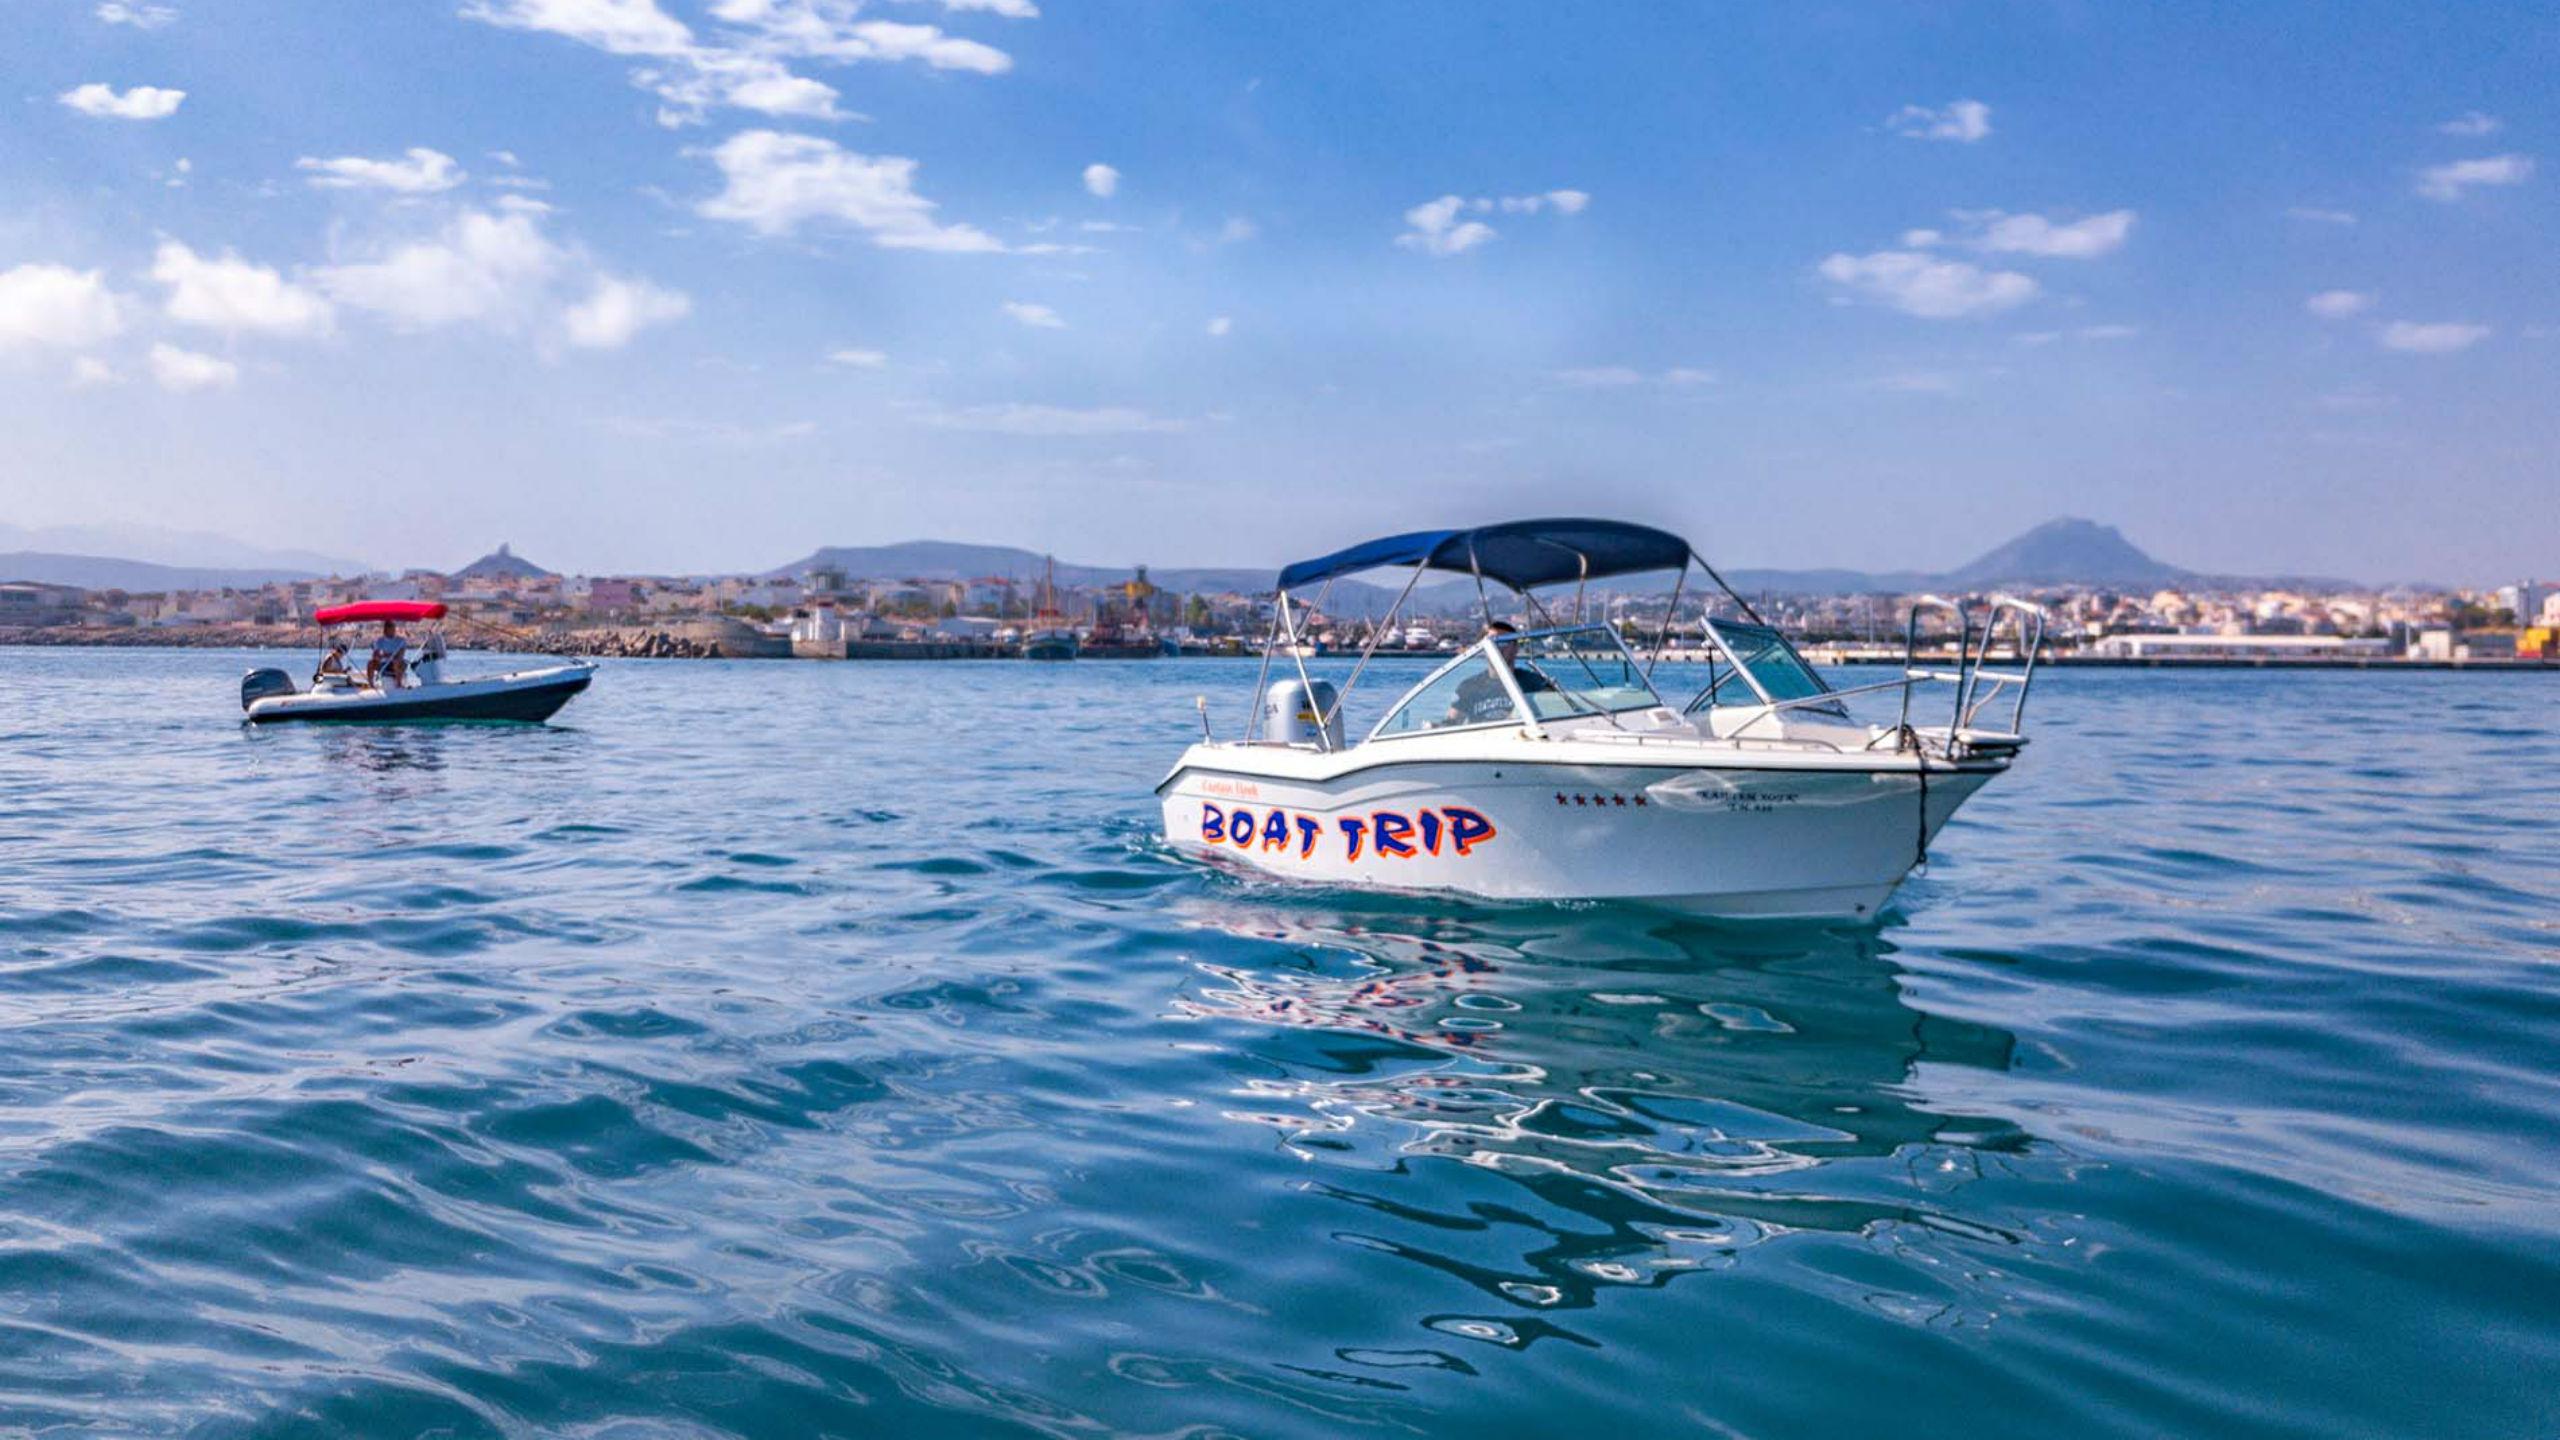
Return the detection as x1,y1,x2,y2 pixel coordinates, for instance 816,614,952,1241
314,600,447,626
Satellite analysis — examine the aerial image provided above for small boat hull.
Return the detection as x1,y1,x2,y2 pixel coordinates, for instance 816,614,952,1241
1159,753,1999,920
245,665,593,725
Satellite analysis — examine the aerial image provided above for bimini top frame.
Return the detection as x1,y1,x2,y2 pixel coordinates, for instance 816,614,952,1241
1248,517,1764,750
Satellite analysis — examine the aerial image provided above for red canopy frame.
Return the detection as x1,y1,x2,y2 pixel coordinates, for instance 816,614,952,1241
314,600,447,625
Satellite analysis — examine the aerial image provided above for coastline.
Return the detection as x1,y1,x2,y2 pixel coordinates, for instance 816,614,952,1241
5,628,2554,671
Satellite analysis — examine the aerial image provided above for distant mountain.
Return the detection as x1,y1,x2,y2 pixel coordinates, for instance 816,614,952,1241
0,551,328,592
450,543,555,582
0,522,364,578
768,540,1280,597
1941,517,2191,587
1724,519,2219,596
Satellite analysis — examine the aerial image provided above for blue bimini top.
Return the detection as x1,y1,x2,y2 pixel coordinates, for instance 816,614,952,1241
1274,518,1694,594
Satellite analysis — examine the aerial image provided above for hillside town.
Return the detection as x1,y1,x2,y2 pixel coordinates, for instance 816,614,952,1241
3,540,2556,666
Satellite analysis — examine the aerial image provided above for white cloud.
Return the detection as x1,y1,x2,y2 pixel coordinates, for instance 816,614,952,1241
96,2,178,27
1395,196,1496,257
929,0,1037,15
461,0,694,56
2078,324,2139,341
596,413,817,444
69,356,121,387
562,275,691,348
58,83,185,120
148,342,238,392
1001,300,1063,328
2378,321,2489,354
1554,366,1715,388
1394,190,1586,256
315,209,565,330
151,242,334,337
1886,99,1991,143
1959,208,2136,258
0,264,126,349
1816,250,2038,319
834,19,1008,72
2437,111,2502,137
1872,371,1964,395
695,130,1003,251
2285,206,2357,225
296,147,467,194
914,402,1191,435
825,346,887,367
1553,366,1645,388
1217,216,1258,244
466,0,1008,125
2416,153,2533,201
1082,162,1119,198
720,69,845,119
2305,289,2374,319
1205,315,1231,337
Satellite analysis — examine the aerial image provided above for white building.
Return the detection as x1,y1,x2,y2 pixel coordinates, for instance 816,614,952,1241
2088,633,2395,660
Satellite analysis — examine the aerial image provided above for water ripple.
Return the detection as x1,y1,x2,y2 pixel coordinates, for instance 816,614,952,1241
0,652,2553,1436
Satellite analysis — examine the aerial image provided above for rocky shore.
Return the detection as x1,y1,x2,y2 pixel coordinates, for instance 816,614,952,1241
0,624,752,659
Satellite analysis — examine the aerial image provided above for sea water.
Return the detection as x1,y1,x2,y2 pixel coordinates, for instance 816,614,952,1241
0,648,2554,1437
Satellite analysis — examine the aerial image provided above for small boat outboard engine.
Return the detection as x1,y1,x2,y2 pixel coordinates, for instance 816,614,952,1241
240,667,296,712
1259,677,1343,748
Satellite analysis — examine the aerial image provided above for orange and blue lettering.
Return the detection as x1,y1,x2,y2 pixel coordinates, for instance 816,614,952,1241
1261,810,1291,852
1338,816,1368,861
1417,810,1444,855
1295,815,1322,858
1228,808,1255,848
1373,811,1416,858
1201,803,1225,843
1446,807,1496,856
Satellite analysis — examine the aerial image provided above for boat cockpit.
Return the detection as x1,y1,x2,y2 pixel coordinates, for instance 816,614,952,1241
1369,624,1675,742
1213,518,2045,766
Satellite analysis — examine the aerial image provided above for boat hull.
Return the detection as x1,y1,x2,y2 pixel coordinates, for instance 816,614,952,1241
1158,754,1997,920
245,666,593,725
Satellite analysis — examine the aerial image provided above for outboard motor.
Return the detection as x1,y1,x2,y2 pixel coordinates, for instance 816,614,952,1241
240,667,295,712
1259,677,1344,748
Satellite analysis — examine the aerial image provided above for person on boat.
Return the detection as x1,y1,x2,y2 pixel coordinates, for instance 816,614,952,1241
1448,620,1555,723
365,619,409,690
313,642,351,685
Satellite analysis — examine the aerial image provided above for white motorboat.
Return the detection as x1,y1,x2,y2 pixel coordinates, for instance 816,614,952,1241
1156,519,2044,920
240,600,594,725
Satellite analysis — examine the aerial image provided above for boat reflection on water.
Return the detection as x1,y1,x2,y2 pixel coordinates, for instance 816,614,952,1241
1166,899,2032,1322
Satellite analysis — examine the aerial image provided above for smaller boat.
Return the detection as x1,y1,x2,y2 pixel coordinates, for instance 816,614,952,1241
241,600,593,725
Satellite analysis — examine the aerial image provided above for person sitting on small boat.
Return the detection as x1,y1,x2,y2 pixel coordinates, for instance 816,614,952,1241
365,619,409,690
313,642,352,686
1448,620,1555,723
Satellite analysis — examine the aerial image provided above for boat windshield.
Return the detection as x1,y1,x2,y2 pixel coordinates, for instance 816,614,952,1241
1370,651,1522,738
1505,625,1663,721
1687,619,1848,718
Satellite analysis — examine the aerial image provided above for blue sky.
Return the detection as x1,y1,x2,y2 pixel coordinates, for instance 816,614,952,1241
2,1,2552,581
